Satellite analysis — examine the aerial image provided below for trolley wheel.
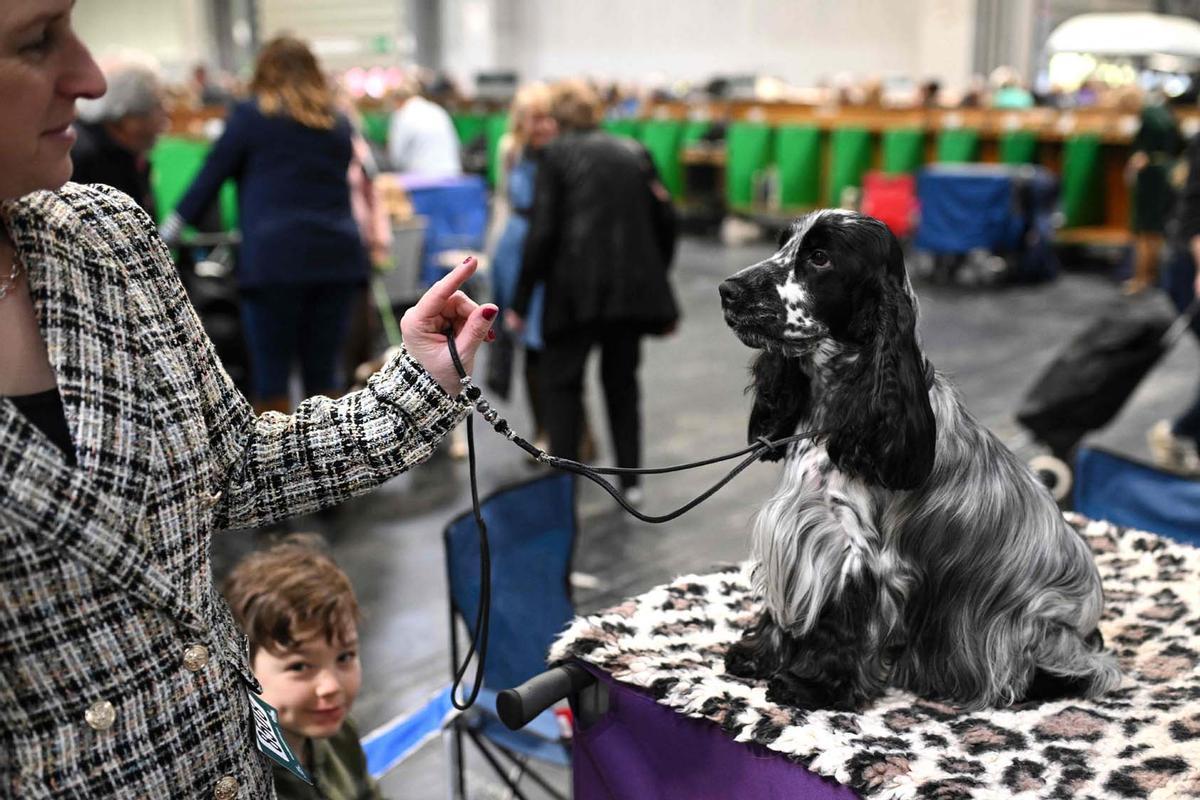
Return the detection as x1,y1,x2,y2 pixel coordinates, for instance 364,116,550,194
1029,454,1072,502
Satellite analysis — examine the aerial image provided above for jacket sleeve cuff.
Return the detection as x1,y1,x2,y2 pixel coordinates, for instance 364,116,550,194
368,347,471,441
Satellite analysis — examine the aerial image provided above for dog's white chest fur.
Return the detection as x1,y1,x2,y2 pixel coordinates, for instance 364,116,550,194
751,440,882,634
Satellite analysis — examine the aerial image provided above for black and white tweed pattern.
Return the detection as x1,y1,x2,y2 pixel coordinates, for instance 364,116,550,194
0,183,467,798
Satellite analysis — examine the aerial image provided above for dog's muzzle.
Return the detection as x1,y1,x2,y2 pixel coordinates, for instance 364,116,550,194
718,277,744,308
719,276,775,344
719,277,755,324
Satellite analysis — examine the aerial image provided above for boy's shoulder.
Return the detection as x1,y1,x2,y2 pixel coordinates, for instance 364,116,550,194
325,717,367,765
273,720,377,800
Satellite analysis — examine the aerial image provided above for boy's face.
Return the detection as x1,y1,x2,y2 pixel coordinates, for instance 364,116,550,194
252,623,362,741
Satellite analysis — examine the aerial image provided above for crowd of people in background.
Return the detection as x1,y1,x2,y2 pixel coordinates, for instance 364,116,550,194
127,54,1200,137
71,40,1200,483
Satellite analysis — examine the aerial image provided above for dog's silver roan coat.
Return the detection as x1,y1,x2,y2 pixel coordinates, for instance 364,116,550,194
719,210,1120,711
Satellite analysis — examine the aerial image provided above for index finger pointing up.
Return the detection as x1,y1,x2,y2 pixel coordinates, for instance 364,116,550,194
412,257,478,317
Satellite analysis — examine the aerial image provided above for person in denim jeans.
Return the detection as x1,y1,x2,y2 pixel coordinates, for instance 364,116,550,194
163,37,371,413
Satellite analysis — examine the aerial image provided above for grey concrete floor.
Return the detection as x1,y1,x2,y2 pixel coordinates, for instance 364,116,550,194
212,235,1198,799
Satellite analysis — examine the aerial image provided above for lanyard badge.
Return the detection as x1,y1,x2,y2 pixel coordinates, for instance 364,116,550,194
247,690,314,785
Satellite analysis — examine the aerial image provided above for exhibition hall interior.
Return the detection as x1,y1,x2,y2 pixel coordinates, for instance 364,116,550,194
12,0,1200,797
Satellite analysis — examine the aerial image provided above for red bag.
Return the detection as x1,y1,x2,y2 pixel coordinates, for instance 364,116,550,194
860,171,918,239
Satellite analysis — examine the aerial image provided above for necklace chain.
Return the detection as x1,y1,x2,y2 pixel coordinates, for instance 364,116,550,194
0,250,20,300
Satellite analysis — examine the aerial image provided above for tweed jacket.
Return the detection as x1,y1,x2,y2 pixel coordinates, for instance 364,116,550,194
0,183,468,798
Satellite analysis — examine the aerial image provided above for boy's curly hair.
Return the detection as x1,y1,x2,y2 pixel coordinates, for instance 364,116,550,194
222,534,361,659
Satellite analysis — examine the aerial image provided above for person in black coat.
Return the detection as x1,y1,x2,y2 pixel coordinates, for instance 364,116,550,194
507,79,678,502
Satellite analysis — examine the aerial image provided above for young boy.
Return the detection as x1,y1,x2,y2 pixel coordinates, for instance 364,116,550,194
223,536,385,800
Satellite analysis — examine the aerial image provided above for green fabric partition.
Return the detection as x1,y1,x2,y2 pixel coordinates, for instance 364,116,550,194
452,113,488,147
999,130,1039,164
725,122,774,209
682,120,712,146
149,136,237,229
1061,134,1105,228
639,120,686,198
601,119,641,139
826,127,872,207
881,128,925,175
775,125,822,208
485,114,509,187
936,128,980,163
360,110,390,146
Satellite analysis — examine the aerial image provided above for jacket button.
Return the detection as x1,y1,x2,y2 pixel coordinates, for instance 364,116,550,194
182,644,210,672
85,700,115,731
213,775,238,799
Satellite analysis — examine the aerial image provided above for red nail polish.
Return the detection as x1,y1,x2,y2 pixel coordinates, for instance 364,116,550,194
487,329,496,342
463,256,473,265
482,307,497,321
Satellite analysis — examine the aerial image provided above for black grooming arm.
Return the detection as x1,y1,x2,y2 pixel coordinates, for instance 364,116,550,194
496,663,597,731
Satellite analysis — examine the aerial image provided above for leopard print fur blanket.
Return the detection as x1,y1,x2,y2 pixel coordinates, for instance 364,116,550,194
550,515,1200,798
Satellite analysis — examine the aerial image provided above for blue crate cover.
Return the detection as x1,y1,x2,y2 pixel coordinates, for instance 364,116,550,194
915,165,1024,255
401,174,489,286
1074,446,1200,546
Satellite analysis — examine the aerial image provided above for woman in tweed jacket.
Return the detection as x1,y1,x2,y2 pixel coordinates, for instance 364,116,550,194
0,4,497,797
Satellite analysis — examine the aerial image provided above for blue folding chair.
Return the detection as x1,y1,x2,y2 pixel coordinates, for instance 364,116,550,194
444,473,577,800
361,685,460,780
1073,446,1200,546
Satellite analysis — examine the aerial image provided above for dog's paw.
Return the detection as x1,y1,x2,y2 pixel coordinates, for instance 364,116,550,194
766,671,874,711
765,673,827,710
723,640,768,680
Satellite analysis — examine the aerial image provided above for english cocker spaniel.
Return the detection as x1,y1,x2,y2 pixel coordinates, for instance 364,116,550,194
718,210,1119,711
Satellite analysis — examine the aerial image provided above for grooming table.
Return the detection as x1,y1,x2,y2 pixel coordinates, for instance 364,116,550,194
550,514,1200,799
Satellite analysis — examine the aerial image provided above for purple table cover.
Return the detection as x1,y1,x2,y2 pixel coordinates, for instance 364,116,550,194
572,666,859,800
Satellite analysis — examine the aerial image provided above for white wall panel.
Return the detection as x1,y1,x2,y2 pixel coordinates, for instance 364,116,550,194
74,0,211,77
257,0,410,68
916,0,975,85
441,0,977,90
77,1,981,90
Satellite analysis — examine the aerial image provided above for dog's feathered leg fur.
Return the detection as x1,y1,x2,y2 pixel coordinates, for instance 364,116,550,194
725,447,907,709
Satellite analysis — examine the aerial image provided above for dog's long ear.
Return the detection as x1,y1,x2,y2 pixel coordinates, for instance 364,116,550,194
825,247,936,489
747,350,811,461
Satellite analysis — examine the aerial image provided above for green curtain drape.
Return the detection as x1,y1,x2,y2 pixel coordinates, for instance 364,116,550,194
149,136,238,229
1060,134,1105,228
725,122,774,209
826,127,872,206
936,128,980,163
775,125,822,208
881,128,925,175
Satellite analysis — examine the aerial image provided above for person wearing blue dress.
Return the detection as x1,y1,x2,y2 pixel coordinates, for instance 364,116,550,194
491,84,556,445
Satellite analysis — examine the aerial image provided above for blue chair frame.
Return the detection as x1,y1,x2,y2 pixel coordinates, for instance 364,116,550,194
443,473,578,800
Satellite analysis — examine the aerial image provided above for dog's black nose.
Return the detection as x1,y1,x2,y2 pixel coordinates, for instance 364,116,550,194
719,279,743,306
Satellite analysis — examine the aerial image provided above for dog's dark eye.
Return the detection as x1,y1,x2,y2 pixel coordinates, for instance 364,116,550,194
809,249,830,267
